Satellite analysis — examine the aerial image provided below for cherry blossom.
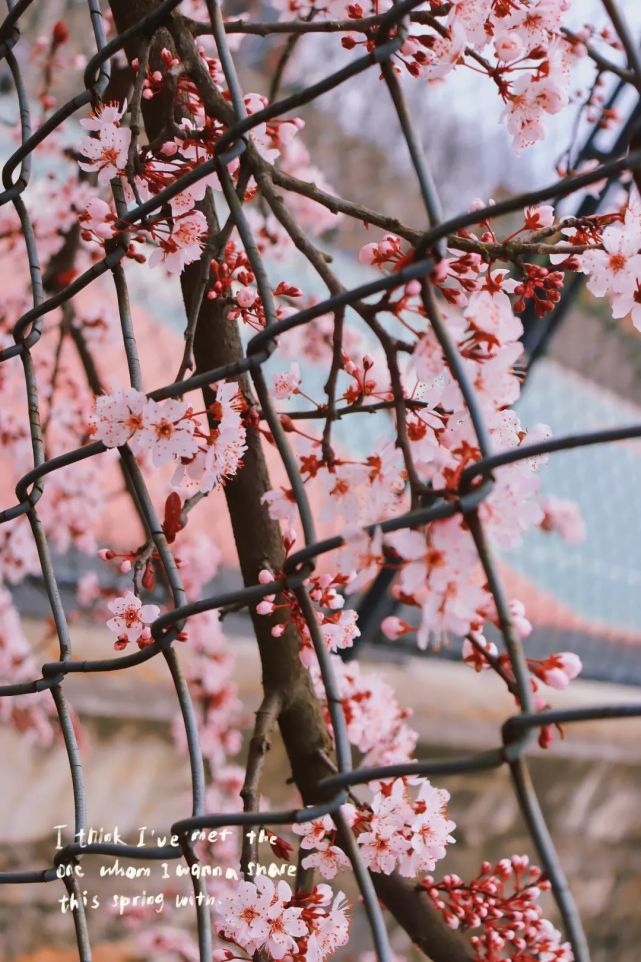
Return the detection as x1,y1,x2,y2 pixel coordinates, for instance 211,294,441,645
90,388,147,448
79,99,128,132
342,777,456,877
78,196,115,242
272,362,301,399
531,652,583,691
78,123,131,185
312,656,418,766
0,587,55,744
540,497,587,544
106,591,160,649
148,210,209,274
0,520,39,585
137,398,199,466
215,876,347,962
578,211,641,299
172,381,247,493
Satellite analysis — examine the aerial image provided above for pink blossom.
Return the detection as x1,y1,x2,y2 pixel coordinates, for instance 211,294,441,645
449,0,492,48
312,657,418,768
0,586,55,744
578,212,641,299
300,845,350,879
335,525,384,592
462,633,498,671
137,398,198,466
236,285,257,308
536,652,582,690
78,196,115,241
356,778,455,877
540,496,586,544
173,381,247,494
293,814,334,851
90,388,147,448
380,615,412,640
149,210,208,274
306,890,350,962
525,204,555,230
78,123,131,185
464,288,523,343
216,877,272,950
79,99,127,132
272,362,301,399
262,487,298,527
217,877,308,960
320,608,360,654
0,519,39,585
106,591,160,648
509,598,532,640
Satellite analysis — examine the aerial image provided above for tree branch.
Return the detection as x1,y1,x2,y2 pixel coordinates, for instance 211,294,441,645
241,690,283,877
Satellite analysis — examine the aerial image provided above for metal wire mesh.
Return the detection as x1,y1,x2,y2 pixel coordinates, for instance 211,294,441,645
1,2,641,962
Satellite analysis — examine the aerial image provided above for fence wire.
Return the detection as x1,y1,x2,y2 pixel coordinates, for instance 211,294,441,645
1,2,641,962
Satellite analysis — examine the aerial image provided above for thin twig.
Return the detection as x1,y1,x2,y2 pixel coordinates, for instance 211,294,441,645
240,690,283,878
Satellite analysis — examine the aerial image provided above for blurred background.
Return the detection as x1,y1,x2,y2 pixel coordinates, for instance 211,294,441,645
2,1,641,961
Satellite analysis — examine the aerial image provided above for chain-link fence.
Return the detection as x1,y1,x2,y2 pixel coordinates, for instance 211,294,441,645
1,2,641,962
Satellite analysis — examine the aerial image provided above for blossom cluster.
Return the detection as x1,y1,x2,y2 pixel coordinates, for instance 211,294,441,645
255,567,361,665
272,0,582,151
75,53,326,275
423,855,574,961
90,382,246,494
293,776,455,879
311,655,419,767
216,877,349,962
256,212,580,662
576,201,641,331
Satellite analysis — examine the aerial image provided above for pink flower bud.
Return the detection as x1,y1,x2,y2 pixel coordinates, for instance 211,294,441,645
120,559,132,574
358,243,379,265
556,652,582,678
258,568,274,584
160,140,178,157
525,204,555,230
381,615,409,640
378,237,396,257
236,286,257,308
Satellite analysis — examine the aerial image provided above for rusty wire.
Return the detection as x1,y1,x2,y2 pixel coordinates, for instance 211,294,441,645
1,2,641,962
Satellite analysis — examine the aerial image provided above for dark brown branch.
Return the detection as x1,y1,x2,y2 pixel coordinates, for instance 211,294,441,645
601,0,641,92
240,690,283,877
321,306,345,465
